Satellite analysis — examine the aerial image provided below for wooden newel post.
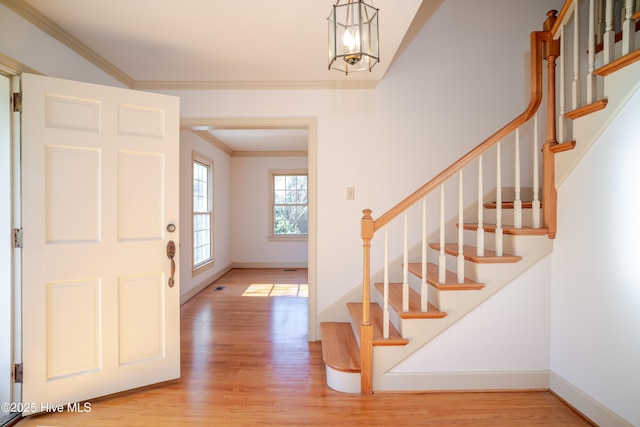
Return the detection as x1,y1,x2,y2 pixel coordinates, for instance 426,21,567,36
542,10,560,239
360,209,374,395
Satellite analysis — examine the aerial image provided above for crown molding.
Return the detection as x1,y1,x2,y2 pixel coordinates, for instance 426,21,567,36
0,51,41,76
187,118,313,158
190,130,307,158
182,117,315,130
190,130,234,156
1,0,135,88
231,151,307,158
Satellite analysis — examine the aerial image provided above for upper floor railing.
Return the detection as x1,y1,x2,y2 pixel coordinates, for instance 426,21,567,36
553,0,640,140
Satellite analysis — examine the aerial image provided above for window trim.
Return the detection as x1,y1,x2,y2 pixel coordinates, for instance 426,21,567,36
268,169,308,242
192,152,215,274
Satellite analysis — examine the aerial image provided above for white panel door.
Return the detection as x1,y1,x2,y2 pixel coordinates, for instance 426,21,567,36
20,73,180,412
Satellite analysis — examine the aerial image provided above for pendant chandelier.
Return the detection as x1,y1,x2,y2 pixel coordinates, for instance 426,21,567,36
328,0,379,75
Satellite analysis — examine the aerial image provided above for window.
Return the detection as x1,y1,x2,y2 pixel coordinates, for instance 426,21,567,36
193,155,213,271
269,170,308,240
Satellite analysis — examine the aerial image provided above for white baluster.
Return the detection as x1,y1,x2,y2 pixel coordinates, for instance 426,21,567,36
439,184,446,283
477,155,485,257
457,171,464,284
532,114,541,229
421,198,428,312
596,0,605,45
403,211,409,313
622,0,635,54
573,0,581,110
495,141,503,257
604,0,615,64
383,225,389,339
514,128,522,229
588,0,596,104
559,24,567,142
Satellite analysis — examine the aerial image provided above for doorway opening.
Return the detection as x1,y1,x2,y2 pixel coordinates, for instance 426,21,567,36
182,117,318,341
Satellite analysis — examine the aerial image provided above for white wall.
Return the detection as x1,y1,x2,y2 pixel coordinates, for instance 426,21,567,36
231,156,308,267
550,87,640,426
179,130,232,301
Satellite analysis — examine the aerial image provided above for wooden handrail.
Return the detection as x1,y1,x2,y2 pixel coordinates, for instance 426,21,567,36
373,27,551,233
551,0,574,38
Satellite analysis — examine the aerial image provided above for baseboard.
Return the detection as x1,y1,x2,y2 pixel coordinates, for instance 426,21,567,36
377,370,550,392
180,263,233,305
549,371,634,427
230,262,308,269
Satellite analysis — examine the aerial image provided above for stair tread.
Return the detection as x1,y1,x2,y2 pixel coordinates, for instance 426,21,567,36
320,322,361,373
406,263,485,290
429,243,522,263
462,223,549,236
347,302,409,346
483,201,539,209
374,282,447,319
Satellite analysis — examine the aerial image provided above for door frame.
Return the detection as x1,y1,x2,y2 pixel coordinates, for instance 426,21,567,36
0,66,22,425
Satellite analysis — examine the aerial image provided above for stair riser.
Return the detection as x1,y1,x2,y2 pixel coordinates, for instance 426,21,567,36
429,287,484,314
462,231,553,260
371,290,403,333
405,269,483,313
481,207,543,228
395,318,448,343
350,322,361,348
461,229,544,254
325,366,361,394
426,247,495,283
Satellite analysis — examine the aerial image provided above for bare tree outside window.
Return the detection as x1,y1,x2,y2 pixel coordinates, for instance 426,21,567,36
271,173,308,237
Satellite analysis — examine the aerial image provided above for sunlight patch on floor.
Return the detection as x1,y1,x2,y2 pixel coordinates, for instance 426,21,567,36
242,283,308,297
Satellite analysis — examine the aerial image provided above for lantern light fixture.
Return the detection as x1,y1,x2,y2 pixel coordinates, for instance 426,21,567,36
328,0,379,75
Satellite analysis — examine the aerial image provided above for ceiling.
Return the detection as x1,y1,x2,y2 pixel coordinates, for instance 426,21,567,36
5,0,429,154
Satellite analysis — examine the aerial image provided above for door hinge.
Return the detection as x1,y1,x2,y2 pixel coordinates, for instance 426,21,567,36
14,364,23,384
12,92,22,113
13,228,23,248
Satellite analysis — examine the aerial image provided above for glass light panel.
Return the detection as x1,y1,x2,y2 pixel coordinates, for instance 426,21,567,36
328,0,379,74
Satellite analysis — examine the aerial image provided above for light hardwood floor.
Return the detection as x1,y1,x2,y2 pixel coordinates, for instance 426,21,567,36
16,268,592,426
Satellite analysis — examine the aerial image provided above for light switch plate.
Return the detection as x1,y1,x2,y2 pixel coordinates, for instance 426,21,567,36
347,187,355,200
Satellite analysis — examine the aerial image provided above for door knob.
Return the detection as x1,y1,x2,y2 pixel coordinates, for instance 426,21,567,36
166,240,176,288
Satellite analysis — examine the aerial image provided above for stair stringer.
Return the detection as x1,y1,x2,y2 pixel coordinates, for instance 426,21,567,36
370,234,553,392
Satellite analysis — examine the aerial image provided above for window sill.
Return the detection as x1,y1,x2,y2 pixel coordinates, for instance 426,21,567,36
192,259,215,276
268,235,308,242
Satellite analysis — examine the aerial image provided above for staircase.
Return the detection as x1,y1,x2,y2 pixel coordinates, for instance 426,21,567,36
321,197,554,393
321,2,640,395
